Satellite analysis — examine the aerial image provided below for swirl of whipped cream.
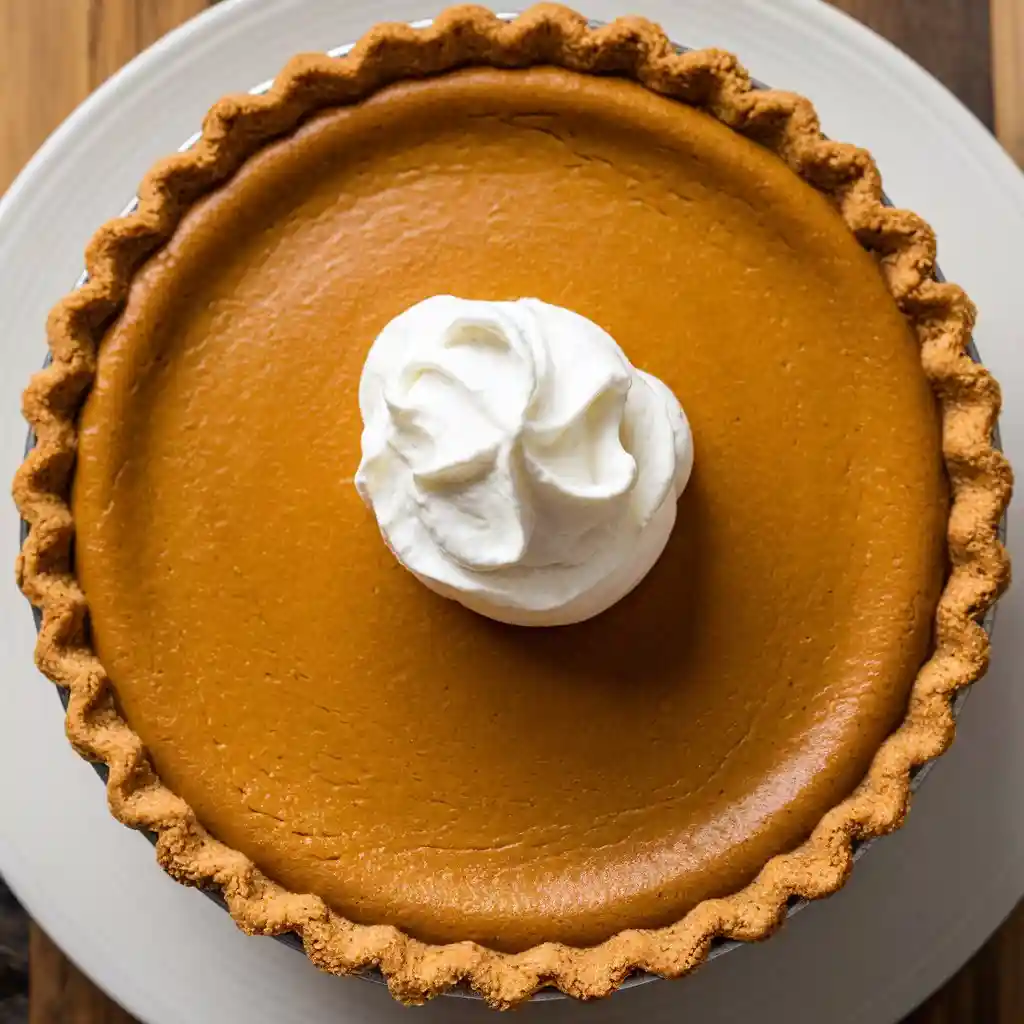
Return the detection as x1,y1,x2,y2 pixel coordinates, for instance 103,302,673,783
355,296,693,626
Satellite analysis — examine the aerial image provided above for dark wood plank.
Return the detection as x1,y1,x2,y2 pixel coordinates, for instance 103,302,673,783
29,926,135,1024
992,0,1024,164
0,880,29,1023
905,902,1024,1023
828,0,994,126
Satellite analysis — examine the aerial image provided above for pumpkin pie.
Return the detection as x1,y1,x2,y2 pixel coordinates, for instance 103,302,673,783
13,3,1011,1008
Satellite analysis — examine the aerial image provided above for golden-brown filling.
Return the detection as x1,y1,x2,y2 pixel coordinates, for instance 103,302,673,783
73,67,946,950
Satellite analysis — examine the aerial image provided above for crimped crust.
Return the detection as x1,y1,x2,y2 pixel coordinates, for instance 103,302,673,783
12,3,1012,1008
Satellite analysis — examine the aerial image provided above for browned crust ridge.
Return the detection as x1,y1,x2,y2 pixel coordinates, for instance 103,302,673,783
11,3,1013,1009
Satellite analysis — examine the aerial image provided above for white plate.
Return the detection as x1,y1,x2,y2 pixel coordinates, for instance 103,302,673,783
1,1,1023,1022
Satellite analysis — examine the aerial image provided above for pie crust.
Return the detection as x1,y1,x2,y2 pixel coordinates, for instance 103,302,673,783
12,4,1012,1007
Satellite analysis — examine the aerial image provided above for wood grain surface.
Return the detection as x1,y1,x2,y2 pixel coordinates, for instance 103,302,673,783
824,0,996,128
28,929,135,1024
2,0,1021,1021
993,0,1024,165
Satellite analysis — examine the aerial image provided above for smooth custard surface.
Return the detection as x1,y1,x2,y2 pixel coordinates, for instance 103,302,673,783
74,67,947,950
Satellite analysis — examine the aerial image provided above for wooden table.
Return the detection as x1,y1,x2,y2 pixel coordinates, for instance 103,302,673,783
2,1,1021,1021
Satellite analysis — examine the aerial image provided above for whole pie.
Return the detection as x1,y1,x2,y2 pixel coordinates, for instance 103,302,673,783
14,3,1011,1009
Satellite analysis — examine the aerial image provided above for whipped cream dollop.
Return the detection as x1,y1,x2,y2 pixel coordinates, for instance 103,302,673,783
355,296,693,626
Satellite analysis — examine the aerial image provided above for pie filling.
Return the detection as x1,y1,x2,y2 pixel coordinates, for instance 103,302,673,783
72,67,946,950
